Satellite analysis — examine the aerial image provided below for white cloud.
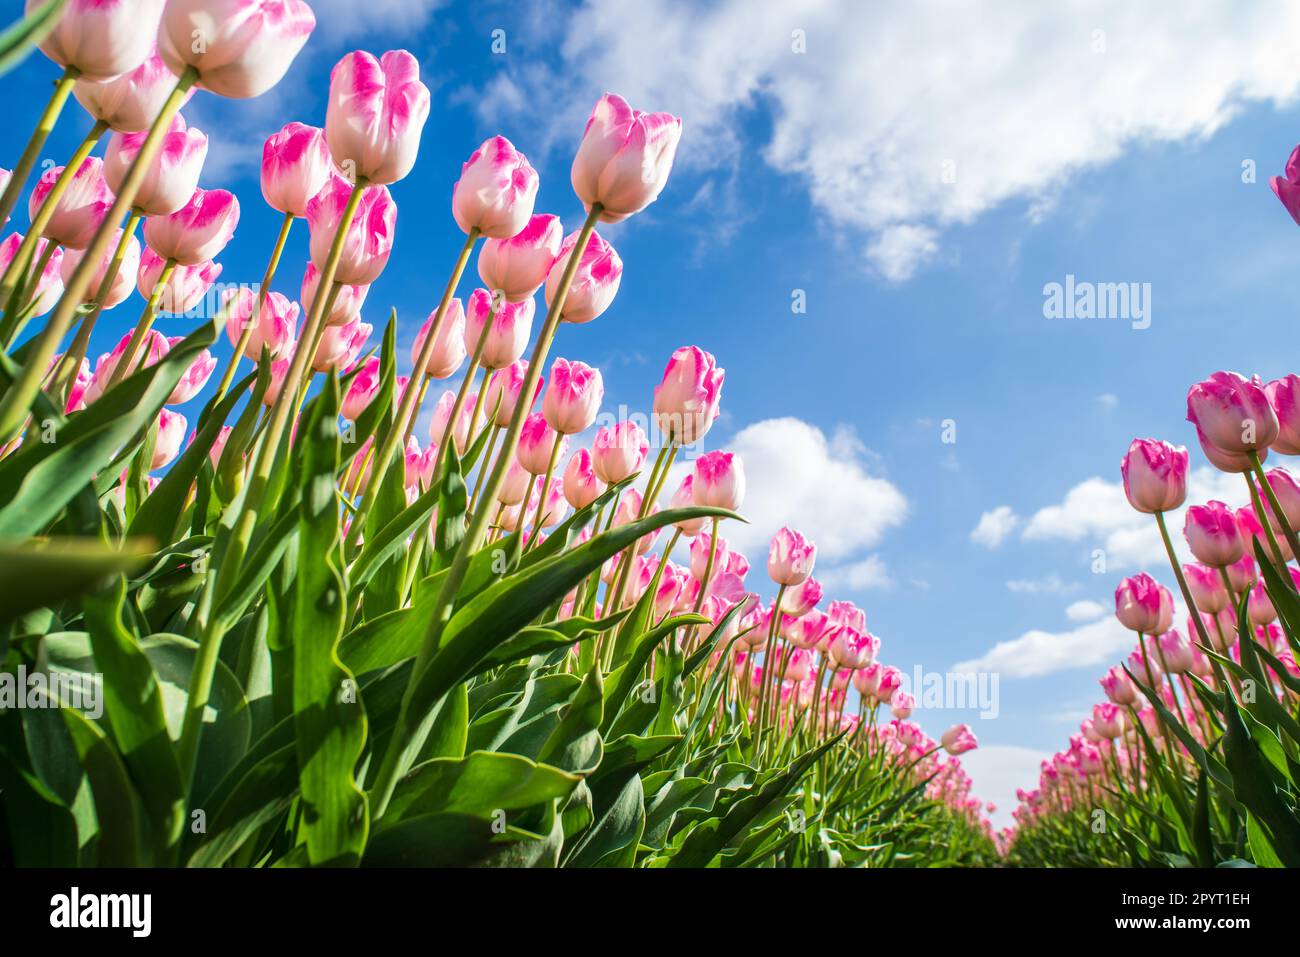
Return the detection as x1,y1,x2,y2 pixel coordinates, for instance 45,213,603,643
952,613,1132,679
1064,599,1107,622
1005,575,1078,596
959,745,1050,831
971,506,1019,549
1021,467,1247,569
1097,393,1119,409
674,417,907,564
475,0,1300,280
310,0,447,44
818,555,893,591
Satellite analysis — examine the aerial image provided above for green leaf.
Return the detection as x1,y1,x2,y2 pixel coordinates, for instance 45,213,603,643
0,537,150,626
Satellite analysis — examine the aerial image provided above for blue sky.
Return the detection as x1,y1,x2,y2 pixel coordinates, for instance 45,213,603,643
9,0,1300,825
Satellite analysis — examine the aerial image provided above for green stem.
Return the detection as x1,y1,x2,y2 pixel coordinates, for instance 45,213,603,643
214,210,294,402
0,66,80,234
0,68,197,442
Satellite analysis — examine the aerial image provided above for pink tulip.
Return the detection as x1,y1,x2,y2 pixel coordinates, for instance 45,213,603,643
301,262,368,327
341,356,381,422
325,50,430,186
144,187,240,265
1157,630,1194,675
689,531,729,581
517,412,566,475
1184,500,1245,567
591,421,649,484
1261,467,1300,529
780,577,823,618
1114,572,1168,633
312,318,370,373
166,342,216,404
1264,374,1300,454
1091,702,1124,739
477,213,562,302
484,360,542,428
452,135,539,239
669,474,707,536
138,249,220,314
691,450,745,511
1186,371,1279,455
1235,505,1273,557
0,234,63,316
1183,562,1229,614
262,356,291,407
496,458,531,507
1225,553,1258,593
563,449,606,509
59,227,141,308
410,299,466,379
544,229,622,324
59,354,93,413
612,489,660,554
1126,646,1161,686
104,114,208,217
1100,665,1140,705
571,93,682,224
262,122,332,218
223,287,299,360
159,0,316,99
30,0,165,81
1270,145,1300,226
151,408,186,470
208,425,233,470
306,174,396,286
28,157,114,249
83,329,170,403
890,691,916,720
463,288,533,370
1194,423,1260,473
830,627,878,670
542,358,603,435
653,346,724,445
1247,579,1277,626
768,527,816,586
73,46,192,133
1120,438,1187,513
873,665,903,703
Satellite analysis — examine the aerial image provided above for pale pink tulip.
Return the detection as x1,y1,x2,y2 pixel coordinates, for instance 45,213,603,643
166,341,216,404
325,50,430,186
138,249,221,314
30,0,165,81
463,288,532,370
542,358,603,435
1114,573,1168,633
223,287,299,359
497,458,531,506
74,46,192,133
1184,500,1245,567
410,299,467,379
653,346,724,445
571,93,682,224
669,474,707,536
1100,665,1139,705
301,261,368,327
517,412,566,475
692,450,744,511
28,157,114,249
780,577,823,618
544,229,622,324
1247,579,1277,626
0,234,63,316
312,318,370,373
159,0,316,99
563,449,606,510
83,329,169,403
1156,630,1194,675
768,527,816,586
262,122,332,218
306,174,396,285
452,135,538,239
591,421,648,484
59,228,140,308
151,408,186,470
890,691,915,720
428,390,474,457
477,213,562,302
341,356,381,422
144,187,240,265
104,115,208,217
484,359,541,428
1183,562,1229,614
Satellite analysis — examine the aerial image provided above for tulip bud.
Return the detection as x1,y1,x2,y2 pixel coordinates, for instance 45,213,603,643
166,343,216,405
74,47,192,133
1186,371,1279,455
325,50,430,186
1262,467,1300,529
137,250,221,315
342,356,381,423
689,531,729,581
59,228,140,308
768,526,816,586
542,358,603,435
692,450,745,512
301,262,368,327
463,288,533,370
105,115,208,217
28,157,114,250
144,187,240,265
517,412,566,475
410,300,467,379
612,489,659,555
830,628,878,670
477,213,562,302
562,448,606,510
571,93,682,224
1091,702,1124,739
669,475,707,536
1126,646,1162,686
653,346,724,445
890,691,915,720
484,360,542,428
452,135,539,239
159,0,316,99
1100,665,1139,705
84,328,169,403
873,665,903,703
1114,573,1168,633
31,0,165,81
151,408,187,470
592,421,649,484
223,288,299,360
544,229,622,324
1184,500,1245,567
1120,438,1187,513
262,122,332,218
306,174,397,285
312,319,370,373
0,235,61,316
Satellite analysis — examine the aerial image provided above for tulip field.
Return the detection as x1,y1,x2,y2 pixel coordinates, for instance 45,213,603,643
0,1,1296,885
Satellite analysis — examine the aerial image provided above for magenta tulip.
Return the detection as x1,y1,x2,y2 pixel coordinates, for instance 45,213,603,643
151,408,186,470
768,526,816,586
137,249,220,314
306,174,396,286
223,287,298,359
591,421,649,484
1120,438,1187,513
1114,573,1167,633
1184,500,1245,567
517,412,566,475
1187,371,1279,455
563,448,606,509
1270,145,1300,226
484,359,542,428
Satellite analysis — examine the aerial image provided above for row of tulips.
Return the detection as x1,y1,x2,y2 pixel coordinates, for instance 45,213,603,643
0,1,995,868
1005,362,1300,866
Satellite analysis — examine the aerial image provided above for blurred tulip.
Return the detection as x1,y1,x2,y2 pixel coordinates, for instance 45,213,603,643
496,458,531,507
542,358,603,435
544,228,622,324
83,329,169,403
1247,579,1277,626
31,0,164,81
1183,562,1229,614
325,50,430,186
166,342,216,404
571,93,682,224
342,356,381,422
1120,438,1187,513
1156,630,1194,675
1225,552,1258,593
159,0,316,99
780,577,823,618
890,691,915,720
477,213,562,301
151,408,186,470
1100,665,1139,705
1091,702,1124,739
1270,145,1300,226
312,318,370,373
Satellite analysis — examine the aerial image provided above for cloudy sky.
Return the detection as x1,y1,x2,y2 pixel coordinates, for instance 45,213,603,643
9,0,1300,827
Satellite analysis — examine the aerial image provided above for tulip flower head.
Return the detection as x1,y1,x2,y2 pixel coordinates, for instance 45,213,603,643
105,115,209,217
1270,144,1300,226
592,421,649,485
29,157,114,250
301,262,369,327
74,46,193,133
262,122,333,218
137,251,221,316
410,299,467,379
60,228,141,308
31,0,165,81
224,288,299,360
1186,371,1279,455
484,360,542,428
768,526,816,586
563,448,606,509
463,288,533,371
1120,438,1187,513
652,346,724,446
571,93,682,224
326,50,431,186
1183,500,1245,567
517,412,566,475
144,187,240,265
691,450,745,512
544,229,622,324
452,135,539,239
1114,573,1169,633
151,408,187,470
542,358,603,435
477,213,562,302
941,725,978,756
307,174,397,286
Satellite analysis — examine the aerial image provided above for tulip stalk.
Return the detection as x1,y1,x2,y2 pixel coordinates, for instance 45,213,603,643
177,178,369,789
368,206,603,821
214,210,295,401
0,118,109,311
0,66,80,232
0,67,198,443
342,228,481,555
